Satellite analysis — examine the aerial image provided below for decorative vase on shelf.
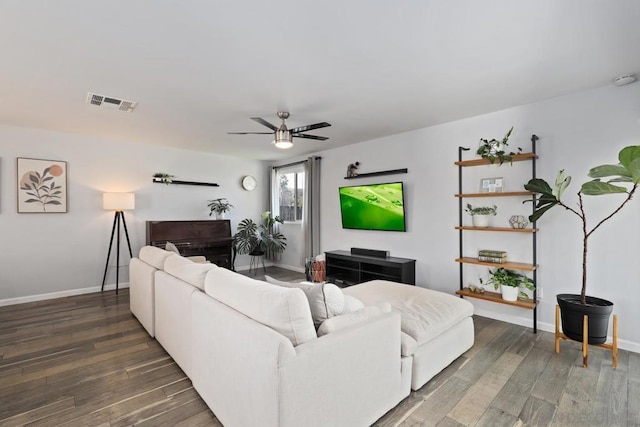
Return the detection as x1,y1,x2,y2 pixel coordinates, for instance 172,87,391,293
501,285,518,302
472,215,491,228
509,215,528,229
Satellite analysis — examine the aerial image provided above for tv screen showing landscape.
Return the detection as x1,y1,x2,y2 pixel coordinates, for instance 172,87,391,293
339,182,406,232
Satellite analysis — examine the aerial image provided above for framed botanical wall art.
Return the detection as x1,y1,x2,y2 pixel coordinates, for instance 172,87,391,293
17,157,68,213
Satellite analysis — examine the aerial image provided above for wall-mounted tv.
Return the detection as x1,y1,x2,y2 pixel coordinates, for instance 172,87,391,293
339,181,406,232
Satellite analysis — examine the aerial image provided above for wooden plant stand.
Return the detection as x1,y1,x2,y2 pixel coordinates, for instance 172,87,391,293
555,305,618,368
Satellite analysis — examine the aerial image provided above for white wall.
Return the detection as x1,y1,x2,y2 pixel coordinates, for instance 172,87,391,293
0,125,268,303
311,83,640,350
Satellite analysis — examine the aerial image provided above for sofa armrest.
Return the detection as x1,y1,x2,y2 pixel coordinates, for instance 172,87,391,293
278,311,406,427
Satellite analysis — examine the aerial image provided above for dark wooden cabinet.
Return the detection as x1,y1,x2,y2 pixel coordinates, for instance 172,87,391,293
325,250,416,287
146,220,234,269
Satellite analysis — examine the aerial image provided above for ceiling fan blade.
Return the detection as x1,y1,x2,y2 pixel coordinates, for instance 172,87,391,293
251,117,278,131
290,122,331,134
294,133,329,141
228,132,274,135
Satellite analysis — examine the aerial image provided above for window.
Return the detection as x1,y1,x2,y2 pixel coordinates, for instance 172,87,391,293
276,165,305,222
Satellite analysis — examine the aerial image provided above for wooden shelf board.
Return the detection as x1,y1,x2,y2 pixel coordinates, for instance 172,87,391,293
152,178,219,187
455,191,534,198
456,288,536,309
455,257,537,271
455,152,538,167
344,168,408,179
455,226,537,233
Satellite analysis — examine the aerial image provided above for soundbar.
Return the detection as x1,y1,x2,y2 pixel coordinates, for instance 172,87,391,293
350,247,389,258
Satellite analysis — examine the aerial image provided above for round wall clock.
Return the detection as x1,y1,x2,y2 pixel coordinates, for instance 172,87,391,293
242,175,257,191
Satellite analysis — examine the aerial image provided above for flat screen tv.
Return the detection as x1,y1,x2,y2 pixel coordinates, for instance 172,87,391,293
339,182,406,232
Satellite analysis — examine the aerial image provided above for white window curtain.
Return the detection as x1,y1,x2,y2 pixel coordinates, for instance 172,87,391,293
303,156,321,259
269,166,279,217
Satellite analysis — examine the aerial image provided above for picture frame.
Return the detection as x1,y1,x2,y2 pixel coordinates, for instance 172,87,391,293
480,177,504,193
17,157,68,213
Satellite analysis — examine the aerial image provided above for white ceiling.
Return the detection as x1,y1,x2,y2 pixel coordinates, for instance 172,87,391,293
1,1,639,161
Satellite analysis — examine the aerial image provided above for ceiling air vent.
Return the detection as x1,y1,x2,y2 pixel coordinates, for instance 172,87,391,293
86,92,137,112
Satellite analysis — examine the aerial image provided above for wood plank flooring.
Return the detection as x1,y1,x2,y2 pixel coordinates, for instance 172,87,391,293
1,267,638,426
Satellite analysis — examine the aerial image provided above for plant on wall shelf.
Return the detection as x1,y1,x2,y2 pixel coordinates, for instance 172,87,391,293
153,172,175,184
476,126,522,165
480,267,535,300
465,204,497,216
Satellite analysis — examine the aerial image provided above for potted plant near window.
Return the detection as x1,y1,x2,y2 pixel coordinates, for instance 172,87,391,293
524,145,639,344
480,267,535,302
233,211,287,268
465,204,497,227
207,198,233,219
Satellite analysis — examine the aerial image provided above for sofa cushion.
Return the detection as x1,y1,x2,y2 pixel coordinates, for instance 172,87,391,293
139,245,174,270
265,276,344,328
343,295,365,314
164,254,219,291
343,280,474,346
317,304,390,336
205,268,316,346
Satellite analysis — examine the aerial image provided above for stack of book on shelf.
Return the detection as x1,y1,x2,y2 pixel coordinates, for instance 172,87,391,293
478,250,507,264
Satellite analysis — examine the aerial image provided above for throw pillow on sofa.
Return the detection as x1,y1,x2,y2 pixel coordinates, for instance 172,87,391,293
265,276,348,329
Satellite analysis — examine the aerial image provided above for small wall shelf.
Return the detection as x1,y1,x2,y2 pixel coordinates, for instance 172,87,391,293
344,168,408,179
456,288,537,310
455,257,537,271
455,191,534,198
455,226,537,233
152,178,219,187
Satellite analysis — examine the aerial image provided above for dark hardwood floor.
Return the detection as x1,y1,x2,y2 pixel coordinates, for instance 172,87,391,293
1,267,638,426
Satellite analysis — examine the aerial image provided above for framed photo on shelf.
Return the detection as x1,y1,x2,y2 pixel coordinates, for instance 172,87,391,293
17,157,68,213
480,177,504,193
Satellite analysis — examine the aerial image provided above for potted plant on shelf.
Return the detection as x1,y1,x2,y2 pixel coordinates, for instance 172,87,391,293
524,145,640,344
476,126,522,165
465,203,497,227
207,198,233,219
153,172,175,184
480,267,535,302
233,211,287,267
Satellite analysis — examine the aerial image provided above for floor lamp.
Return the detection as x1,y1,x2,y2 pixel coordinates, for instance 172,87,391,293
101,192,135,295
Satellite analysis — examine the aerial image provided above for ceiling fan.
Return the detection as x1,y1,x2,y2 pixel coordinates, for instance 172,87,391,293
228,112,331,149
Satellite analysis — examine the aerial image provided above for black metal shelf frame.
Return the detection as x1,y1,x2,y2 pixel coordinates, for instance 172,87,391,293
457,135,539,332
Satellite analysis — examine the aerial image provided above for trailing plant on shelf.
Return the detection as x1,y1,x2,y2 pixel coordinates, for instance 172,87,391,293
476,126,522,165
233,211,287,260
524,145,640,305
465,204,497,216
153,172,175,184
207,198,233,217
480,267,535,300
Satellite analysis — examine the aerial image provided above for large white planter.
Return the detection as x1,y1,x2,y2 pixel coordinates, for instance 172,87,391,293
501,285,519,302
472,214,491,227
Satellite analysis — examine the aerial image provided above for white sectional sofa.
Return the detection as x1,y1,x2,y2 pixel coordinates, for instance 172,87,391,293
129,246,474,426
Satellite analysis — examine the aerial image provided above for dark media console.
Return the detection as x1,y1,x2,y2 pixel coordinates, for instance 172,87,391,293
325,250,416,287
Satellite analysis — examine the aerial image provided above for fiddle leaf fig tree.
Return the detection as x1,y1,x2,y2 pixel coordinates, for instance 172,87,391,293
524,145,640,304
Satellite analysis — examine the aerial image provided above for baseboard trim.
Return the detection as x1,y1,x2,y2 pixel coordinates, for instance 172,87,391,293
473,307,640,353
0,283,130,307
272,263,305,274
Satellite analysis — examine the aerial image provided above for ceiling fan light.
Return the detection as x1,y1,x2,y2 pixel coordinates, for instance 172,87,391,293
273,129,293,149
273,139,293,149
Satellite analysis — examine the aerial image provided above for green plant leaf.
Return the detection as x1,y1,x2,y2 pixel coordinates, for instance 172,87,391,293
607,176,633,183
528,201,558,223
629,158,640,184
618,145,640,169
552,170,571,200
588,164,631,179
581,180,628,195
524,178,554,196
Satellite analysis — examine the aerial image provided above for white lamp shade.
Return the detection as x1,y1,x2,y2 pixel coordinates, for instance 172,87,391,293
103,192,135,211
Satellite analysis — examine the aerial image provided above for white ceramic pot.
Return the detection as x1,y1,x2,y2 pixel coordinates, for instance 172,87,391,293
215,212,225,220
501,285,519,302
472,214,491,227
